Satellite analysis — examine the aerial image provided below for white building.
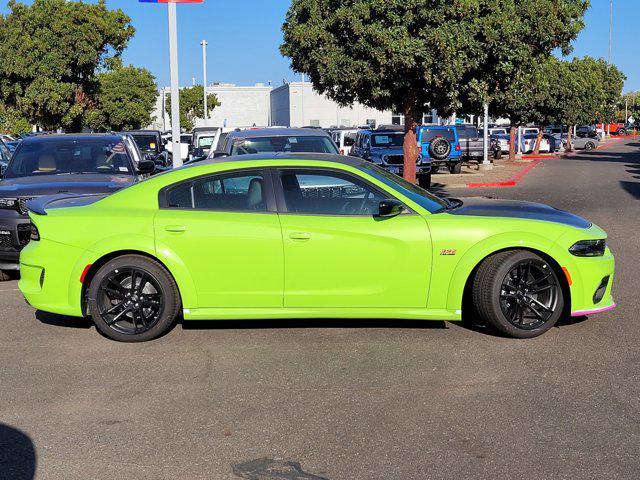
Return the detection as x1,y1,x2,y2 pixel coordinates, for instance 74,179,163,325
150,83,272,130
149,80,444,131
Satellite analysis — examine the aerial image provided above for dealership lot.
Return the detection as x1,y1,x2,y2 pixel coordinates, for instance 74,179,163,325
1,140,639,479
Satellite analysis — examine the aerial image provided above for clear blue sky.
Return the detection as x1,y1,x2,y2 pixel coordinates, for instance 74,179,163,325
2,0,638,92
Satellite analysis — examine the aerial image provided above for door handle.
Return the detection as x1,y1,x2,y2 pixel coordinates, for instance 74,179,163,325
164,225,187,233
289,232,311,240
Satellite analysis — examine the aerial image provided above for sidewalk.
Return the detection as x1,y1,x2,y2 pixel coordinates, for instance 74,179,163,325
431,136,624,189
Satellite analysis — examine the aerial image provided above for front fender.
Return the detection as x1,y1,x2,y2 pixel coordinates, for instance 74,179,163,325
444,231,564,312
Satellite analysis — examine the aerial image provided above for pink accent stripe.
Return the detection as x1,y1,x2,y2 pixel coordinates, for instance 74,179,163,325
571,303,617,317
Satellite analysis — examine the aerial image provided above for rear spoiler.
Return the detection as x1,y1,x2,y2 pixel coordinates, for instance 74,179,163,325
27,193,108,216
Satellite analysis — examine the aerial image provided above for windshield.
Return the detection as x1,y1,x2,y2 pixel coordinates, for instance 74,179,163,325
371,133,404,147
5,138,134,178
131,134,159,152
421,127,456,142
355,162,448,212
230,135,338,155
0,140,10,164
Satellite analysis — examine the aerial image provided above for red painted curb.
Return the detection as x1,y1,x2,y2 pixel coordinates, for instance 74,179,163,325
467,159,542,188
596,137,624,150
521,153,557,160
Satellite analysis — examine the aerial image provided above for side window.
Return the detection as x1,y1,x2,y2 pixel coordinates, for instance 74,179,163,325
344,134,356,147
279,169,385,216
193,171,266,211
166,182,193,208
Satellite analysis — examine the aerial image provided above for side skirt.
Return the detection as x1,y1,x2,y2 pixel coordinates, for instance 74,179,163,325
183,307,462,322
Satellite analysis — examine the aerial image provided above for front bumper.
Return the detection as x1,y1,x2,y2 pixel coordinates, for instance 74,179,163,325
566,251,616,317
0,216,32,268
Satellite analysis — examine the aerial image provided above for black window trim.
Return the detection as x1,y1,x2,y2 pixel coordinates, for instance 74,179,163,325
158,167,277,213
271,166,415,217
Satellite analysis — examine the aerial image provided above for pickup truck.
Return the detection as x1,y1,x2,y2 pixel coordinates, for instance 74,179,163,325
456,125,500,162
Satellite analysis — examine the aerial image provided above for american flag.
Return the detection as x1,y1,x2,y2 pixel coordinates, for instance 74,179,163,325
110,142,126,154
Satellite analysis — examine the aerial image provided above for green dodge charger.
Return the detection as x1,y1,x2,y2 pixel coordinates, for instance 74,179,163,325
19,154,615,342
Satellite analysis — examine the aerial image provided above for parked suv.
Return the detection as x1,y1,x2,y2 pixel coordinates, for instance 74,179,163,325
0,134,154,279
351,128,432,188
328,128,358,155
416,125,462,174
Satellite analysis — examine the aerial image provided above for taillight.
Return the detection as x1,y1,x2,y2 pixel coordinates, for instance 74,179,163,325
340,149,345,155
30,224,40,241
455,145,460,151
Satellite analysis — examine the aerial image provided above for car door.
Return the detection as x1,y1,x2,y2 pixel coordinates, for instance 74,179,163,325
154,168,284,308
274,167,432,308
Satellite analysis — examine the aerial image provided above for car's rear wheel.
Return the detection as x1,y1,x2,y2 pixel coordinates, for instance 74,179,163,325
618,128,627,136
87,255,181,342
472,250,564,338
449,162,462,174
417,173,431,189
585,141,595,151
0,270,12,282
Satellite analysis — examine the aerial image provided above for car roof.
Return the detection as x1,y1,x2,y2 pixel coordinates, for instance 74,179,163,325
227,128,331,139
121,130,161,135
191,152,367,169
20,133,124,144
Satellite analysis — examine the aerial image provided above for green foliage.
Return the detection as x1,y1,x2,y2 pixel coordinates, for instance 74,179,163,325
87,63,158,131
281,0,589,121
165,86,221,131
501,56,626,127
617,91,640,122
0,104,31,134
0,0,134,131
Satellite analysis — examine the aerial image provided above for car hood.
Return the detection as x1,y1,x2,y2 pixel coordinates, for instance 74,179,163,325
0,174,134,197
447,197,591,229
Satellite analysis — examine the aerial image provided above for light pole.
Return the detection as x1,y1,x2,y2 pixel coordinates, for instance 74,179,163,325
201,40,208,122
608,0,613,65
168,2,182,168
300,73,305,127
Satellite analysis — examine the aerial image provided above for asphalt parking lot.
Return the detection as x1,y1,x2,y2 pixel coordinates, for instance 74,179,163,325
1,139,639,480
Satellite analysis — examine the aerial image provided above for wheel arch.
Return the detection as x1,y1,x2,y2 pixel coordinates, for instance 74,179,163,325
457,246,571,318
80,250,187,316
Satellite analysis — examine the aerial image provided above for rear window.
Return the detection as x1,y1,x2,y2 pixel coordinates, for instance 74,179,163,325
421,128,456,142
131,134,159,151
371,133,404,147
230,135,338,155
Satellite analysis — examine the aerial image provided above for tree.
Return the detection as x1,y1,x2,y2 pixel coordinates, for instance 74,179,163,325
0,0,134,131
0,104,31,134
281,0,589,182
87,63,158,131
165,86,221,131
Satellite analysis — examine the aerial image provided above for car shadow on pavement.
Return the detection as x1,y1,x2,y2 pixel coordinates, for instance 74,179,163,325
0,423,36,480
181,318,448,331
35,310,92,329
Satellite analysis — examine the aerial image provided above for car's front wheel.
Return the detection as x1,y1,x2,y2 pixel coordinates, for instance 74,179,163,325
87,255,181,342
472,250,564,338
449,162,462,174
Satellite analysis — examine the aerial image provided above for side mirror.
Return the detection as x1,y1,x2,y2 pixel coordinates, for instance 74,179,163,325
137,159,156,174
211,150,229,158
377,199,405,217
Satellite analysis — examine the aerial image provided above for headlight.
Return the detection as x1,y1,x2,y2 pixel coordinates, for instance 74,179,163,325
0,198,18,209
569,239,606,257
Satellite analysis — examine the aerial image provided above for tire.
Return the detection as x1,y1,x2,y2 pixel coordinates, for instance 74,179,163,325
449,162,462,174
0,270,12,281
417,173,431,189
429,137,451,160
494,149,503,160
618,128,627,137
87,254,181,342
584,142,595,151
472,250,564,339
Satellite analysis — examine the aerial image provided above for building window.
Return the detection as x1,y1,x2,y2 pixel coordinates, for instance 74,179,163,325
309,119,320,127
391,114,403,125
340,119,351,127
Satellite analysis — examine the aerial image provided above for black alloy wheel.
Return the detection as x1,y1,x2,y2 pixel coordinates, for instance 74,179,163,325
499,259,560,330
472,250,565,338
87,255,181,342
97,267,164,335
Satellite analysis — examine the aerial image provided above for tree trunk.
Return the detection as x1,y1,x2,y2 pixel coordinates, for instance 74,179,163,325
533,127,543,155
509,126,516,161
566,125,573,152
402,101,419,183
